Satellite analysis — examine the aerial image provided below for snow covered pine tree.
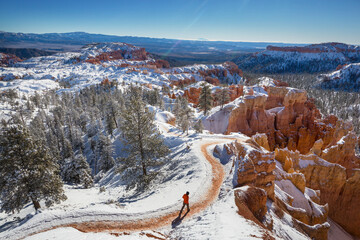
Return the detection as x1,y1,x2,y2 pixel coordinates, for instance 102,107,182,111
215,87,230,109
118,87,169,188
0,125,67,212
199,82,213,115
176,97,194,135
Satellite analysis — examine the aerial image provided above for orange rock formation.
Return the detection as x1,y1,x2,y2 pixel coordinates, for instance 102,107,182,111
216,83,360,238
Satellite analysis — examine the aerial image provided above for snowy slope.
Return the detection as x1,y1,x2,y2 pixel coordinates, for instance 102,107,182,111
234,42,360,73
317,63,360,91
0,45,243,97
0,42,355,240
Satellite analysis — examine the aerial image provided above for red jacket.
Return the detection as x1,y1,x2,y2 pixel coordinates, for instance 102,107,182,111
183,194,189,204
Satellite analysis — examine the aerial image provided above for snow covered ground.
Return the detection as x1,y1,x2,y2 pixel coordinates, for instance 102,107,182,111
0,43,356,240
0,129,267,240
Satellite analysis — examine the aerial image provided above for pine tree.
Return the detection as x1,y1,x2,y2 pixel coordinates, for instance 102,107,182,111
106,100,120,128
97,134,115,173
105,114,116,136
118,87,169,187
194,119,204,133
215,87,230,109
199,82,213,115
179,106,194,134
0,125,66,212
172,96,182,115
63,153,93,188
175,97,194,135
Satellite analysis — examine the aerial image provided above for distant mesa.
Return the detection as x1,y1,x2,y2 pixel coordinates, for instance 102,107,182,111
233,42,360,73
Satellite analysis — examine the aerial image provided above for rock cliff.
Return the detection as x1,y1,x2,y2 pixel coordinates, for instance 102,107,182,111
209,78,360,238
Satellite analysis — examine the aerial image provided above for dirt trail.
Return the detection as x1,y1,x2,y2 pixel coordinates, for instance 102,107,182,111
26,129,241,237
63,140,232,233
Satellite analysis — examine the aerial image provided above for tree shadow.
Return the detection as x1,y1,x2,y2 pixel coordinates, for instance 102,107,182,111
171,210,189,229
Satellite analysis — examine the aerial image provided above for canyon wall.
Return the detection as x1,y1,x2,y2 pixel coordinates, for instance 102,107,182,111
209,80,360,238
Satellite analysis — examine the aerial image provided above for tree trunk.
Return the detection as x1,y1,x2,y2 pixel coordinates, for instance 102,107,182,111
140,139,147,176
137,110,147,176
31,197,41,210
142,161,147,176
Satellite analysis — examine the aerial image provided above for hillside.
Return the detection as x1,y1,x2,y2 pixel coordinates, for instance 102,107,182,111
317,63,360,91
0,31,306,66
0,42,359,240
0,52,21,66
234,42,360,73
0,47,53,59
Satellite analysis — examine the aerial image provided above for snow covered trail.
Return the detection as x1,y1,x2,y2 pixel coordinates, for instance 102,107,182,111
7,132,243,239
64,139,234,232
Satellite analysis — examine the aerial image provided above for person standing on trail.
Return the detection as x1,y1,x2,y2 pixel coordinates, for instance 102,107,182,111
180,191,190,214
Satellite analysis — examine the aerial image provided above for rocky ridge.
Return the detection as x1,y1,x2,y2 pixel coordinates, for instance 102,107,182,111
0,52,21,67
207,78,360,239
317,63,360,91
234,42,360,73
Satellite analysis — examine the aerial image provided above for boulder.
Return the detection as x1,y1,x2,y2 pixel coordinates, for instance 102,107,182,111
252,133,270,151
234,186,267,224
232,140,276,200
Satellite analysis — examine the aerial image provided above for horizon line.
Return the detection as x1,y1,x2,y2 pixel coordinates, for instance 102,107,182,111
1,29,359,46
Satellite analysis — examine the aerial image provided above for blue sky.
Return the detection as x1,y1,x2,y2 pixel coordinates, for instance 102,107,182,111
1,0,359,44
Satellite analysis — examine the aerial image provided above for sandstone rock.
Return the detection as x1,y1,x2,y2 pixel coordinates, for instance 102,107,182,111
329,169,360,237
276,196,310,224
183,87,201,105
228,85,243,101
321,132,359,174
216,83,360,237
279,147,360,238
232,141,276,200
296,220,330,240
234,186,267,224
285,172,306,193
309,139,323,155
252,133,270,151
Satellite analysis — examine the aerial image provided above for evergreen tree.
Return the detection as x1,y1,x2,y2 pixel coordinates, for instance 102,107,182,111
215,87,230,109
172,96,182,115
105,114,116,136
194,119,204,133
179,107,194,134
176,98,194,135
106,100,120,128
62,153,93,188
97,134,115,173
0,125,66,212
199,82,213,115
118,87,169,187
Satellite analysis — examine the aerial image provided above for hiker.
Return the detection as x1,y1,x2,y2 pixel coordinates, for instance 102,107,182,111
180,191,190,214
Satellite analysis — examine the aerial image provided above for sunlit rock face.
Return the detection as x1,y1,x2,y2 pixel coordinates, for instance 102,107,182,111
211,78,360,238
0,53,22,67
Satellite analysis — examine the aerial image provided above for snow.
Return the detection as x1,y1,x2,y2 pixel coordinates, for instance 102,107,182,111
266,200,309,240
0,42,356,240
328,218,356,240
203,105,234,133
24,227,161,240
0,129,219,239
276,180,313,215
298,155,344,169
0,79,60,93
170,190,266,240
258,77,277,87
318,63,360,91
